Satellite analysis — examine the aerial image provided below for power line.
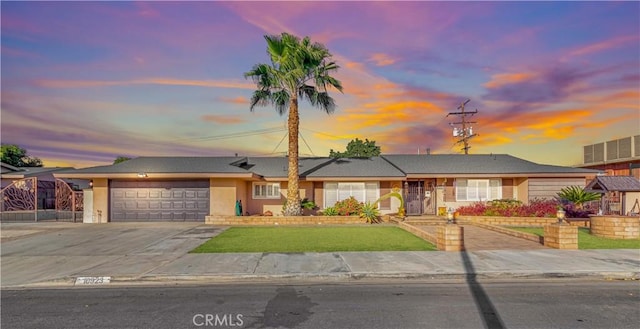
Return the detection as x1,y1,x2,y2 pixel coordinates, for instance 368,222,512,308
184,127,286,142
447,99,479,154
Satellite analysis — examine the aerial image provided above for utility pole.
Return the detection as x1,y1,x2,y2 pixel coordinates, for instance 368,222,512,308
447,99,478,154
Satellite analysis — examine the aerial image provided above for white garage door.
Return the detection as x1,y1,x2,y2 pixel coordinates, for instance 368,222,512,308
110,180,209,222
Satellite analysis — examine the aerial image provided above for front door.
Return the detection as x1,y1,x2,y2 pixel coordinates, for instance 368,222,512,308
405,181,424,216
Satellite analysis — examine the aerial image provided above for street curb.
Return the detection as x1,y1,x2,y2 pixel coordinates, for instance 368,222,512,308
4,271,638,289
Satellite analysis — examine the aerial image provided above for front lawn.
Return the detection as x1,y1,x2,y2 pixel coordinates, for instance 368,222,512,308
190,226,437,253
508,227,640,249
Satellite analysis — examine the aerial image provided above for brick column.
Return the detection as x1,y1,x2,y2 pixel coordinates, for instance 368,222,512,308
543,223,578,249
436,224,464,251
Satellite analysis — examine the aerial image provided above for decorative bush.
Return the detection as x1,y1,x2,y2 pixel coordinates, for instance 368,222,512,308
334,197,364,216
301,198,318,210
456,198,558,217
360,202,381,224
321,207,338,216
556,186,600,209
559,201,596,218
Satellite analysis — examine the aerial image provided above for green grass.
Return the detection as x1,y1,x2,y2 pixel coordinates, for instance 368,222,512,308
508,227,640,249
190,226,437,253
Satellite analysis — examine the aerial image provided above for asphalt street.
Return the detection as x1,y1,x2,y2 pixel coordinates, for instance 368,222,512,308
2,280,639,329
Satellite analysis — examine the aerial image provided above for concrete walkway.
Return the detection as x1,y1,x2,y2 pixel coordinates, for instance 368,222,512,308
1,222,639,288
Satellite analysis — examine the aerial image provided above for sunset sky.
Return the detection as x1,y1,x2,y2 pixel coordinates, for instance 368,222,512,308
1,1,638,168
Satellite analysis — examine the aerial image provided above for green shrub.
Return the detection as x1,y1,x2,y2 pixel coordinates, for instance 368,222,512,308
301,198,318,210
360,202,381,224
557,186,600,209
321,207,338,216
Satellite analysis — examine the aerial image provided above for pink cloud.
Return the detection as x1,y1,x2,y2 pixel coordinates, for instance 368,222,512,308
200,114,245,124
34,78,254,90
368,53,397,66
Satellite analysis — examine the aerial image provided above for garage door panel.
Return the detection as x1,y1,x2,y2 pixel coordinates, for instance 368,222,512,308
110,180,209,222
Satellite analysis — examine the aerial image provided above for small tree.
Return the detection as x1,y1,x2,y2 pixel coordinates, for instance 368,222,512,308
113,156,131,164
0,144,43,167
329,138,381,158
557,186,601,210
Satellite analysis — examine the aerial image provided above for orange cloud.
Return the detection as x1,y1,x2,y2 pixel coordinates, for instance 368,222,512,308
217,96,249,105
200,114,245,124
369,53,397,66
484,72,536,89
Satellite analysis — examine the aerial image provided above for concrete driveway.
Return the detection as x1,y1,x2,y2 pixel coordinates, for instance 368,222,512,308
1,222,225,287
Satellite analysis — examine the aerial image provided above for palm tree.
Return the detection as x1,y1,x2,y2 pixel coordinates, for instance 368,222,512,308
245,32,343,215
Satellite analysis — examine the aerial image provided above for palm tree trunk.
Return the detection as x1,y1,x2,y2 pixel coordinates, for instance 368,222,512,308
284,97,302,216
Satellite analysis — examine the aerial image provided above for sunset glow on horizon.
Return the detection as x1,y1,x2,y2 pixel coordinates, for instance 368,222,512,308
1,1,638,168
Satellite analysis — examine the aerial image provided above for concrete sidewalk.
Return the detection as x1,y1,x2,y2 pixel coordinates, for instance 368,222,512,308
1,223,639,288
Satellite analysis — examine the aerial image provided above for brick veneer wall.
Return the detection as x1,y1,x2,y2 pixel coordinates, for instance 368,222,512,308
544,224,578,249
590,216,640,239
458,216,558,227
205,215,364,225
397,222,437,245
436,225,464,251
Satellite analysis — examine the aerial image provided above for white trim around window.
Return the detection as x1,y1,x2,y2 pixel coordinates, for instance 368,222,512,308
323,182,379,208
455,179,502,201
252,182,281,199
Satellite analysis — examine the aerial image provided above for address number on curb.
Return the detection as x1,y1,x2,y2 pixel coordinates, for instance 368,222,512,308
75,276,111,285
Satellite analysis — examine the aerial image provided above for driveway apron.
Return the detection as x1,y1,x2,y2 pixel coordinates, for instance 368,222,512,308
1,223,224,287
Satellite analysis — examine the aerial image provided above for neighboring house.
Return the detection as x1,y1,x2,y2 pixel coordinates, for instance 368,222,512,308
53,154,600,223
1,162,89,210
578,135,640,178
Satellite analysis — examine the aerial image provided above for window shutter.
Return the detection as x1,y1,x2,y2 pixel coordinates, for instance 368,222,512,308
324,182,338,208
456,179,467,201
490,179,501,200
338,183,351,201
477,180,489,201
352,183,366,203
365,182,378,204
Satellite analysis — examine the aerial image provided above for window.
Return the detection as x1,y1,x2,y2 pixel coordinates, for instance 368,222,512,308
252,182,281,199
324,182,379,208
456,179,501,201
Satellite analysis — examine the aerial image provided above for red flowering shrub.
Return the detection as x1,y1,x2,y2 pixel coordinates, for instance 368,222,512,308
456,198,558,217
456,202,488,216
333,197,363,216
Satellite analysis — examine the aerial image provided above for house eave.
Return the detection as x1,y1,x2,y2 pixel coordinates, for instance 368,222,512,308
52,172,259,180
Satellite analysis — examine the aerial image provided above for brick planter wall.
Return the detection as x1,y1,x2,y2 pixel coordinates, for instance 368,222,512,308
457,215,589,227
590,216,640,239
544,224,578,249
205,215,364,226
457,216,557,226
436,224,464,251
397,222,437,245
